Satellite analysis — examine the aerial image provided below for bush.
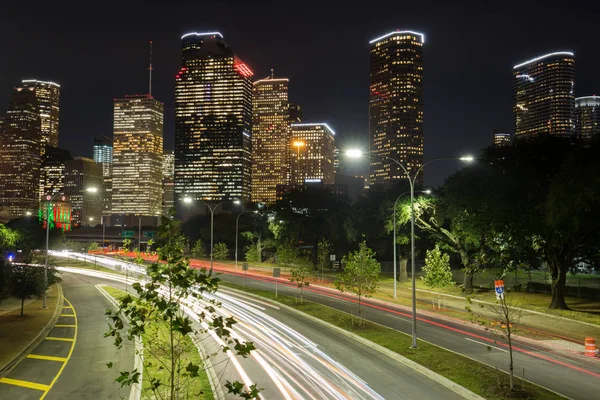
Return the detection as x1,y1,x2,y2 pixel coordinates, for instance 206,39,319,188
213,242,229,260
422,246,453,288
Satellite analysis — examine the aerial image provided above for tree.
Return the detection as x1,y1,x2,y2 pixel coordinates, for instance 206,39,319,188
105,216,259,399
213,242,229,260
336,241,381,324
242,231,272,264
316,238,332,282
88,242,100,251
0,224,19,249
191,239,206,258
276,240,298,267
9,265,55,316
489,295,522,391
422,246,453,288
0,260,11,305
289,257,314,304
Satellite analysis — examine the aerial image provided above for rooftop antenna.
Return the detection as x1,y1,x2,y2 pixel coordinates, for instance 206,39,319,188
148,40,153,97
270,68,274,79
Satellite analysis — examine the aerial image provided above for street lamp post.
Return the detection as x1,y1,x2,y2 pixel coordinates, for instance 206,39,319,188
43,192,63,309
392,189,430,298
183,197,222,273
137,216,142,252
234,200,246,269
346,149,473,348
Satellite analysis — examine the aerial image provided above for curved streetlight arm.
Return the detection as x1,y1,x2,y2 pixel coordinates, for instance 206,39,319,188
196,200,223,274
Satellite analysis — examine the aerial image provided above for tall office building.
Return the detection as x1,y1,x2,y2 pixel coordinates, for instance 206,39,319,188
162,150,175,216
290,123,335,185
0,86,41,220
64,157,103,226
369,30,424,186
252,75,290,204
513,52,576,140
40,145,72,199
93,137,113,216
21,79,60,151
175,32,253,207
112,95,164,218
493,132,512,148
575,96,600,141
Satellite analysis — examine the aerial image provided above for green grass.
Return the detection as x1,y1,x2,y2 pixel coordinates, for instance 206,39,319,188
220,282,565,400
101,286,213,400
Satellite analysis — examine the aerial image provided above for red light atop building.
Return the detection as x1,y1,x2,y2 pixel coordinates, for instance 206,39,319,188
234,57,253,78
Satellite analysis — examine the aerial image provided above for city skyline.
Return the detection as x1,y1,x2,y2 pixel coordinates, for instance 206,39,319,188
3,3,600,187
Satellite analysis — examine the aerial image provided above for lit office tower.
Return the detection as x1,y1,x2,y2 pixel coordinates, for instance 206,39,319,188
112,95,164,218
64,157,103,226
0,86,41,220
513,52,576,139
252,75,290,204
493,132,512,148
290,123,335,185
175,32,253,206
162,150,175,215
21,79,60,150
575,96,600,141
369,31,424,186
40,145,72,198
93,137,113,216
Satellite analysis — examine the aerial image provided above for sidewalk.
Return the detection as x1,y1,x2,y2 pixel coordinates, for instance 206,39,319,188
0,285,63,376
0,298,35,316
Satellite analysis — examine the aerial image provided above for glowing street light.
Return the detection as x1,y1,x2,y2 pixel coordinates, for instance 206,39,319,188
86,187,98,193
345,149,474,348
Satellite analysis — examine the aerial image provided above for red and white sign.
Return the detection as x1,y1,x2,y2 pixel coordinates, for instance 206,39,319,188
494,280,505,300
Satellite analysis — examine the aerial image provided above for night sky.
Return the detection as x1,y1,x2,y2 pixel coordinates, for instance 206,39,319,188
2,1,599,186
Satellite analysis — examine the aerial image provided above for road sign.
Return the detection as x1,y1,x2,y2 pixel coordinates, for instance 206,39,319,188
273,268,281,278
494,280,505,300
242,262,249,271
329,254,336,261
143,231,156,238
122,230,135,238
332,261,340,271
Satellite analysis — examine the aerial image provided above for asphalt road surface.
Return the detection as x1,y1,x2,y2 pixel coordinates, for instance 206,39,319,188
214,268,600,400
52,258,469,399
0,272,133,400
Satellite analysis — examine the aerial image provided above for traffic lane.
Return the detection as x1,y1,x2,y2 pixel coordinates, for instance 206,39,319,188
218,272,600,400
228,290,466,400
44,272,134,400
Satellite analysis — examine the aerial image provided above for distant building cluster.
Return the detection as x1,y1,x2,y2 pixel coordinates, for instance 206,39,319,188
2,30,597,226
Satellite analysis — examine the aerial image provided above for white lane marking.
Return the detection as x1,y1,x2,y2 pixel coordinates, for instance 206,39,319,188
465,337,508,353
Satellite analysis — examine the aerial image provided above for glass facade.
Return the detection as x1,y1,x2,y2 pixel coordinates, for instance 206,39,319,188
575,96,600,141
493,133,512,147
174,33,253,206
93,137,113,216
290,123,335,185
64,157,103,226
39,145,72,201
162,150,175,215
513,52,576,140
369,31,424,186
21,79,60,151
252,77,290,204
0,86,41,220
112,95,164,217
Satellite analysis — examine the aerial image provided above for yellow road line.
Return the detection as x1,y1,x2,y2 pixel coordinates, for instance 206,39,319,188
54,324,76,328
45,337,74,342
39,297,78,400
63,306,73,309
0,377,50,391
60,314,74,317
27,354,67,362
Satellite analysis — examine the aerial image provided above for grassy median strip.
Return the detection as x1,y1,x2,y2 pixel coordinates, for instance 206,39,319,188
221,282,564,400
51,256,120,275
101,286,213,400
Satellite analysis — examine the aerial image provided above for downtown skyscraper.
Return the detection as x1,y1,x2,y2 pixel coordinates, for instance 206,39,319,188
575,96,600,141
0,86,41,220
93,137,113,216
21,79,60,152
252,75,290,204
290,123,335,185
174,32,253,207
369,31,424,186
112,95,164,218
513,52,576,139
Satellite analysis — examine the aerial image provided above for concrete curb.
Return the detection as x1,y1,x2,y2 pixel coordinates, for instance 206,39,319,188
95,284,142,400
0,283,64,378
190,330,226,400
222,286,486,400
